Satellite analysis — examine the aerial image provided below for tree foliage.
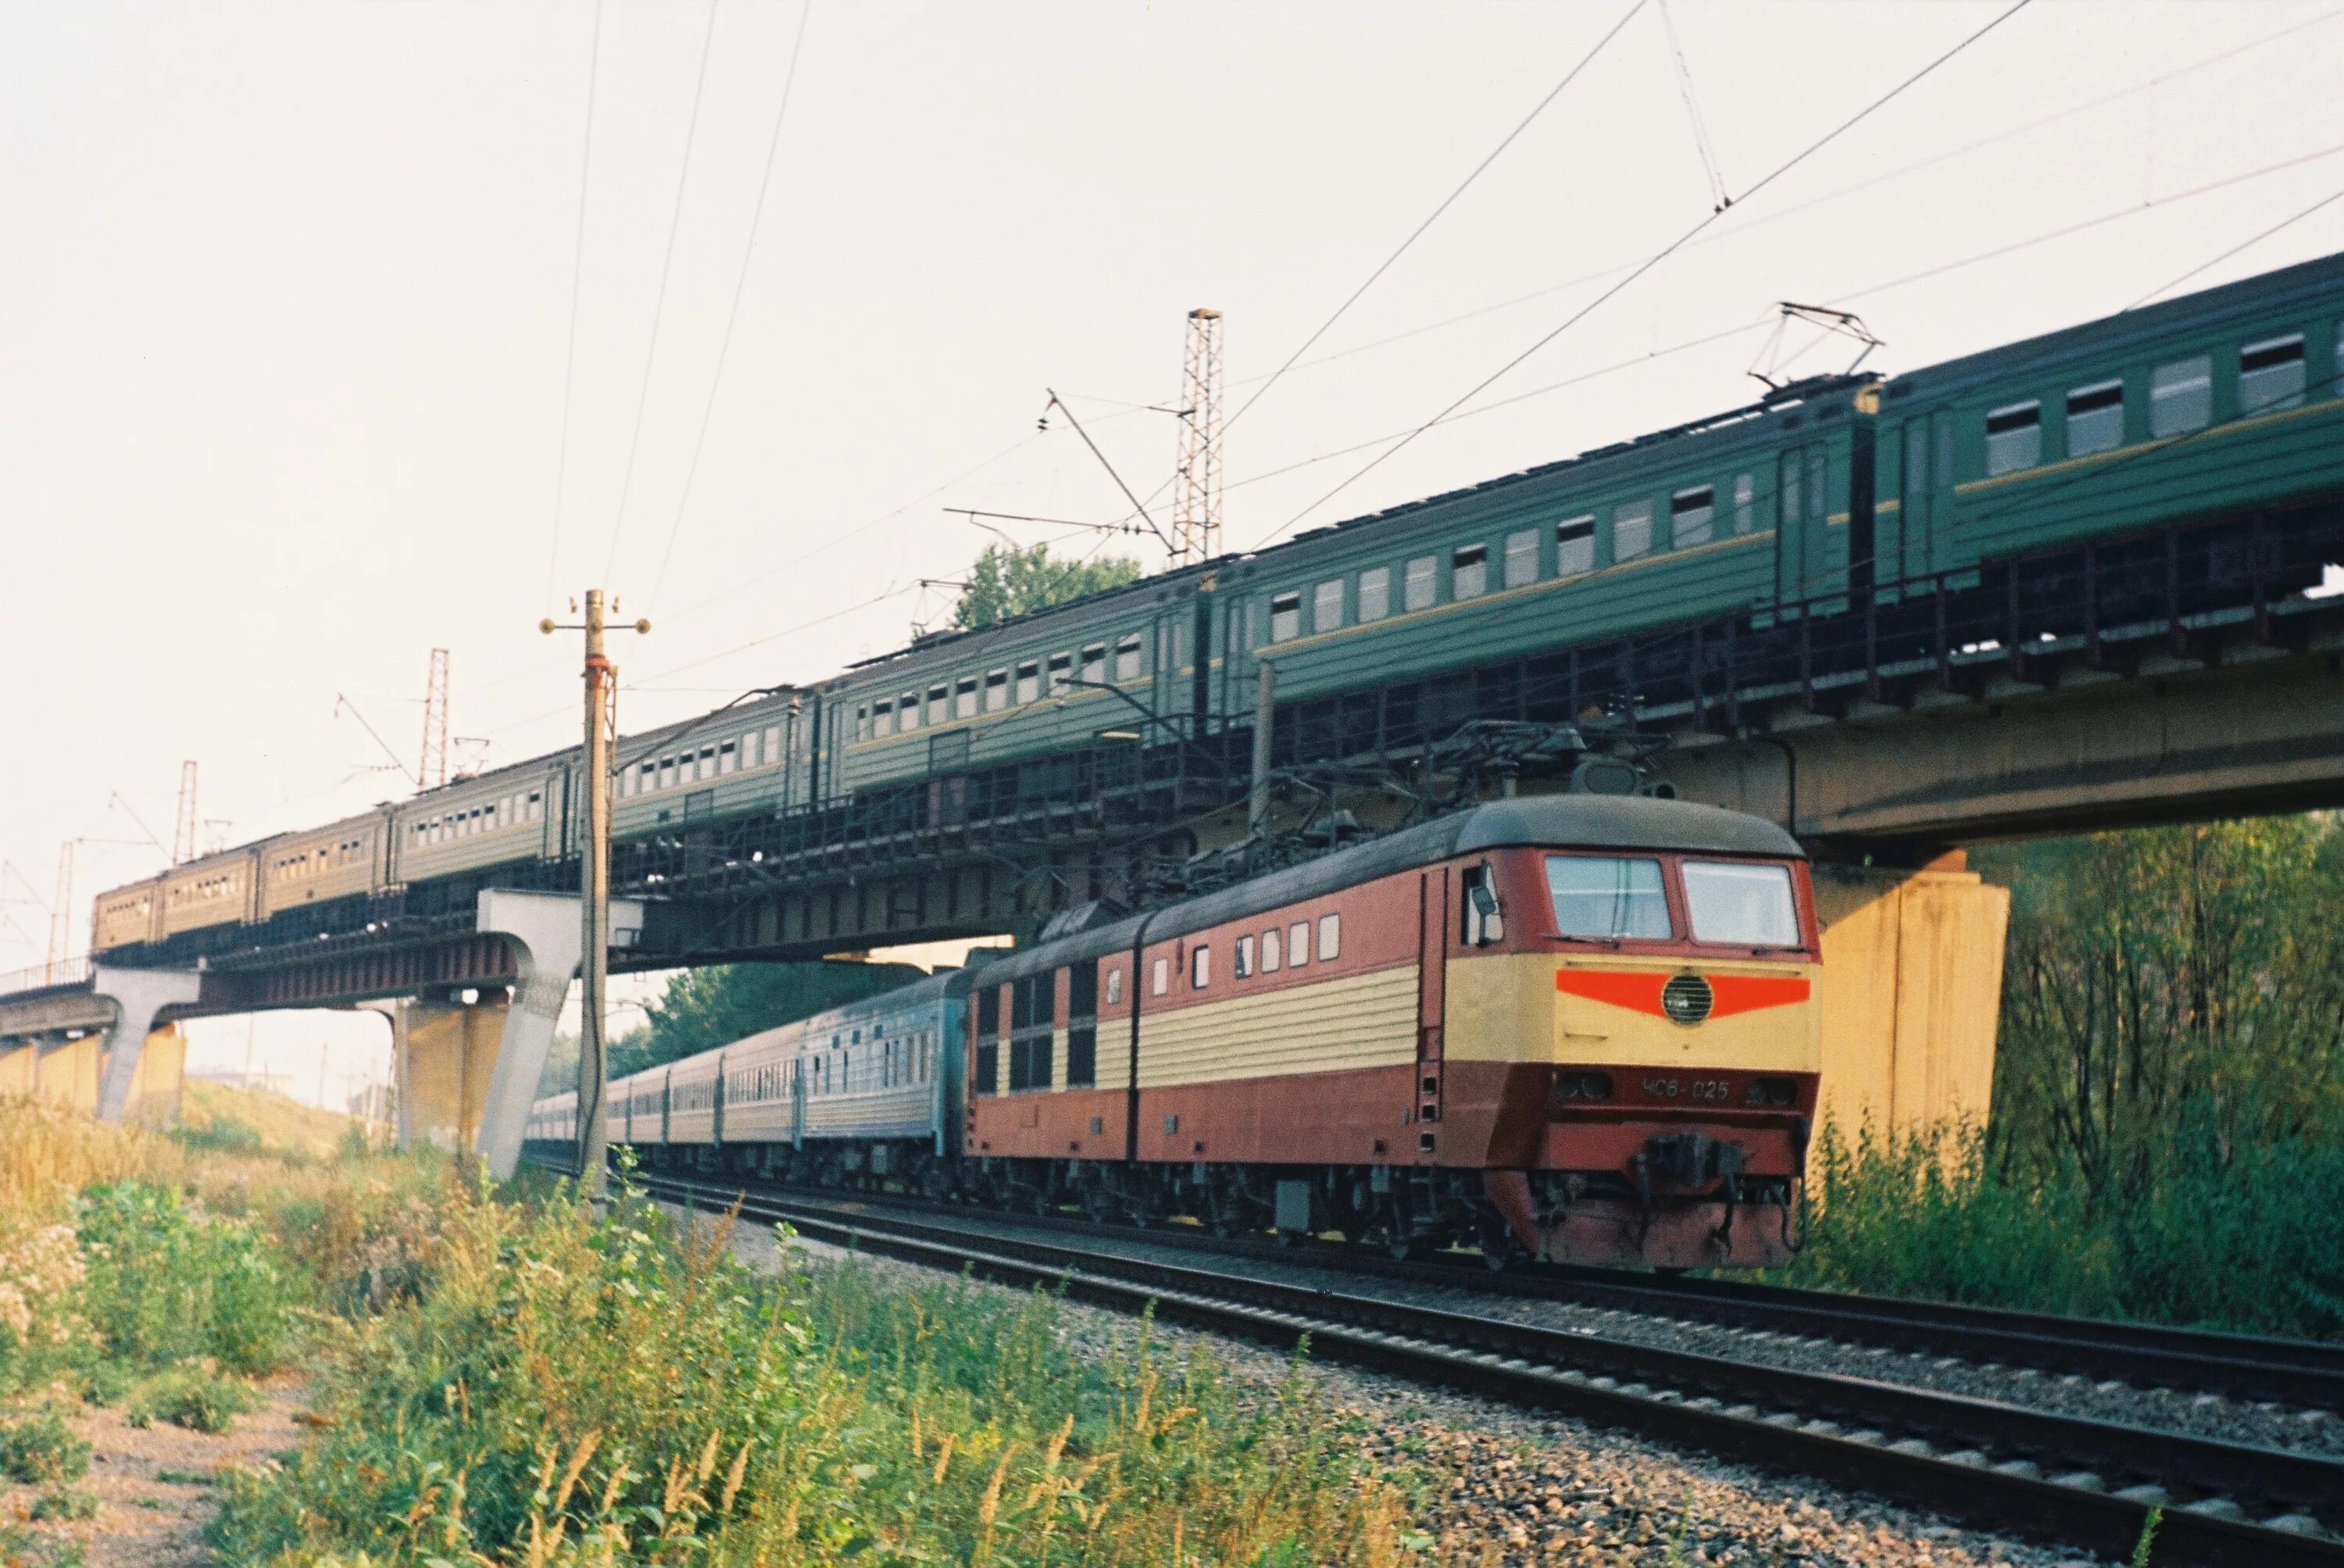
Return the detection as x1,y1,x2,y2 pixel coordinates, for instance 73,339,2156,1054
952,543,1140,630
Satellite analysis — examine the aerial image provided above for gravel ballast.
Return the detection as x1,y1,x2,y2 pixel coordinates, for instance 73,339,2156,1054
791,1195,2340,1459
674,1202,2124,1568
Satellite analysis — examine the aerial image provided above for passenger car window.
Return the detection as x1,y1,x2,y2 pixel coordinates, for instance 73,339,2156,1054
1503,528,1538,588
1268,592,1300,642
1357,566,1391,622
2239,334,2306,413
1451,545,1488,598
1556,515,1595,577
1545,855,1670,940
1731,473,1755,534
2064,380,2124,458
1403,556,1436,612
1611,499,1653,561
1015,662,1038,704
1985,401,2041,476
1670,485,1714,548
1683,860,1800,946
1114,635,1143,680
1314,578,1344,632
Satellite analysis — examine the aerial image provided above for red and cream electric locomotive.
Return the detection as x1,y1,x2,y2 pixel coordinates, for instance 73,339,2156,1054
963,793,1820,1270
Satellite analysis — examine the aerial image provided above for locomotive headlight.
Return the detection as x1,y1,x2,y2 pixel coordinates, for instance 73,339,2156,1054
1553,1071,1613,1102
1661,973,1713,1025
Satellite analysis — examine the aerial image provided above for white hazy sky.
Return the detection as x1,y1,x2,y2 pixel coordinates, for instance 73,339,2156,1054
4,1,2341,1101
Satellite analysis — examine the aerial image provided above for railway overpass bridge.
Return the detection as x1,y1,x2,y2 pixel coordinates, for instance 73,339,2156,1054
9,501,2344,1170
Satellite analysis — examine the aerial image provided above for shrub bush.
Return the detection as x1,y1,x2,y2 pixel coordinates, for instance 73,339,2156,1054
127,1363,255,1434
75,1180,299,1377
0,1409,90,1486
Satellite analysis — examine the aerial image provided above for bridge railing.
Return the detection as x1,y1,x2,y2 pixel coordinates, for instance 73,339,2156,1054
0,955,94,998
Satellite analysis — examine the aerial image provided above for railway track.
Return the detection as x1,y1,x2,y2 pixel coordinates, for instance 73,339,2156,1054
587,1159,2344,1412
634,1169,2344,1567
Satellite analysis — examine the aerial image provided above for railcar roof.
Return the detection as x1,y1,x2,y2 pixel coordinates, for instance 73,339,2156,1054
988,793,1802,979
1882,248,2344,399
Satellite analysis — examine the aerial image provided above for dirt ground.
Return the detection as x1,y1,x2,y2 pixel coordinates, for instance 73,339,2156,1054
1,1375,306,1567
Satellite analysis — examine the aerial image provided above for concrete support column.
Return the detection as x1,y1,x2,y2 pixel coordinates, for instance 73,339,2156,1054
386,994,509,1155
1810,856,2012,1146
473,889,642,1180
91,966,203,1123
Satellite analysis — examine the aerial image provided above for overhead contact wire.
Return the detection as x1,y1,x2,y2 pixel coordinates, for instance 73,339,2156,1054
1260,0,2038,548
1217,0,1648,448
602,0,726,584
648,0,816,614
543,0,607,611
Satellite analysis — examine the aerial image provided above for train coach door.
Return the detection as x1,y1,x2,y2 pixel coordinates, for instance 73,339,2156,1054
791,1059,807,1149
1415,871,1449,1155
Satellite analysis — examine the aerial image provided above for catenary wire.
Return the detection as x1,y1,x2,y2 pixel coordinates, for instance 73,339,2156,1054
601,0,725,585
1215,1,1648,449
1037,2,2310,548
2127,183,2344,310
1256,0,2038,550
542,0,607,612
647,0,816,615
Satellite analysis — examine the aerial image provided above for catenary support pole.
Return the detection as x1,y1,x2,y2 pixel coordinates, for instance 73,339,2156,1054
1249,660,1275,839
540,592,646,1194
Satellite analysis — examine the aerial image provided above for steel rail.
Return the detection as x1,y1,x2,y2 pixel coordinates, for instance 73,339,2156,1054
635,1171,2343,1568
588,1163,2344,1408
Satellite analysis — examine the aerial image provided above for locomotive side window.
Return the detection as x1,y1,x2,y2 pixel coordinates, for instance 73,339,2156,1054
1545,855,1670,940
1105,966,1122,1005
1066,961,1098,1088
1235,934,1255,977
1317,913,1342,961
1290,920,1310,964
1731,472,1756,534
1192,945,1212,988
1460,863,1504,946
974,987,1000,1098
1682,861,1800,947
1260,926,1281,972
1151,956,1170,996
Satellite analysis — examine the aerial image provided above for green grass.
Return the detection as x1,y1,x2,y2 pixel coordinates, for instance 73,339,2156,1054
210,1178,1431,1566
1779,1120,2344,1339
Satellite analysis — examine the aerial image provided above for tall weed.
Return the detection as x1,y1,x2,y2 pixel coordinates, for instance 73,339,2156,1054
212,1181,1422,1566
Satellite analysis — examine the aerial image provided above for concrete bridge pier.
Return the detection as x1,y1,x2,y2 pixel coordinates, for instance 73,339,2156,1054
470,889,642,1180
377,992,509,1157
91,966,204,1123
1809,855,2011,1150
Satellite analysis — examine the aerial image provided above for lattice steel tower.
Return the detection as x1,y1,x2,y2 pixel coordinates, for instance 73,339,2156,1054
170,762,198,866
1172,308,1224,567
419,648,450,789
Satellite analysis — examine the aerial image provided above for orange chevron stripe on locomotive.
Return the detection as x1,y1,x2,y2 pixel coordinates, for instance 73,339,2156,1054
1553,968,1810,1020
